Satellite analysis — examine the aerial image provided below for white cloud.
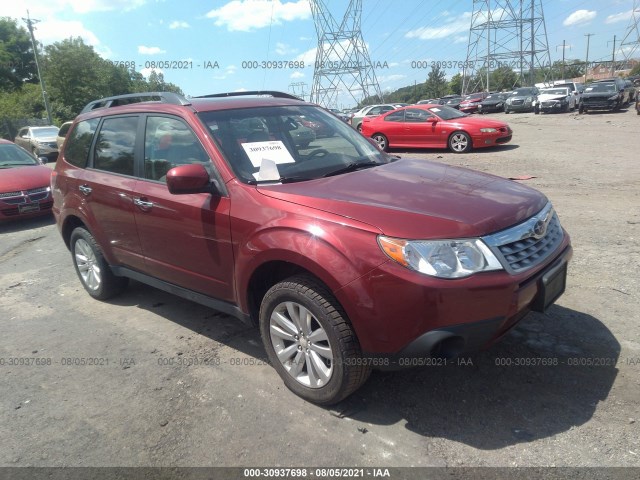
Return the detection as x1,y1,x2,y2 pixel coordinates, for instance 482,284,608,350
605,11,632,24
139,67,164,78
2,0,146,18
377,74,406,84
169,21,191,29
290,71,305,79
34,19,101,46
275,42,297,55
563,10,597,27
205,0,311,32
406,12,471,40
138,45,167,55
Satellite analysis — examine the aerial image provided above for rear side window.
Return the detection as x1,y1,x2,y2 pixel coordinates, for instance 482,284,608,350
64,118,99,168
93,117,138,176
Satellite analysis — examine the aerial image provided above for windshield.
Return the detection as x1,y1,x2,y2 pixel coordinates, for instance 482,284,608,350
541,89,568,96
31,127,59,138
484,94,506,100
0,144,38,167
463,94,484,101
198,105,390,183
585,83,616,93
512,88,535,96
427,105,467,120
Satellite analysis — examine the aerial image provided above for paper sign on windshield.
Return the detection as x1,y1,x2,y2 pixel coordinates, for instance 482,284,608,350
241,141,295,168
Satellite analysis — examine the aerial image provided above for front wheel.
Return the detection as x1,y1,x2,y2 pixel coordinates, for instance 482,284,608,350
371,133,388,151
356,123,363,133
70,227,128,300
448,131,472,154
259,275,370,405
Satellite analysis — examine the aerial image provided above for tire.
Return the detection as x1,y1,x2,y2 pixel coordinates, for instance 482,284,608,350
356,123,362,133
448,131,472,154
70,227,129,300
579,104,585,114
259,274,371,405
371,133,388,152
504,108,509,114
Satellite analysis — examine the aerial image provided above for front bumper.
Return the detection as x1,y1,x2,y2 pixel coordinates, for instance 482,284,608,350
540,102,567,112
507,101,535,112
337,236,572,363
0,188,53,220
583,99,618,110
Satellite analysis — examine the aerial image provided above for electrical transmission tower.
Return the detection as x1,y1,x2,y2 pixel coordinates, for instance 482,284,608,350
309,0,382,108
618,0,640,64
463,0,551,94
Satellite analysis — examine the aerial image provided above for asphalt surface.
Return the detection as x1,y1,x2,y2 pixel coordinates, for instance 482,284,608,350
0,107,639,476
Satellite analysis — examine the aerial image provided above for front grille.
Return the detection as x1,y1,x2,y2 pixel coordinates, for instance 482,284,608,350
0,191,21,199
511,99,524,105
541,101,556,107
483,203,564,273
495,135,512,144
27,186,49,195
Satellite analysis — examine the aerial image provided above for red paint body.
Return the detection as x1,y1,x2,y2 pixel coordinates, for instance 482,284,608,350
53,96,571,356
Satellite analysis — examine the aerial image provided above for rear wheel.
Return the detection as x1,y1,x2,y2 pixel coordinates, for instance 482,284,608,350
448,131,472,154
70,227,128,300
371,133,388,151
259,274,370,405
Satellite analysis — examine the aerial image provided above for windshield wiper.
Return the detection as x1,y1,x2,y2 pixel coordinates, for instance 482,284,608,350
322,161,380,178
247,175,312,185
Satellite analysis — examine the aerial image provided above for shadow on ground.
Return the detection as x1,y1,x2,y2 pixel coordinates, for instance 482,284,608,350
109,283,618,450
0,214,54,234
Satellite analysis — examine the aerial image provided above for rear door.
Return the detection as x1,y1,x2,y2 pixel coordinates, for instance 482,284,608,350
80,115,145,270
132,115,235,302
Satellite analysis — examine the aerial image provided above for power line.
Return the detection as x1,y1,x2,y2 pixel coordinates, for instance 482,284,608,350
22,10,53,125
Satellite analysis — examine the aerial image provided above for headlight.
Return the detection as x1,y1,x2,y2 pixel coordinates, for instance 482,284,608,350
608,95,619,100
480,128,497,133
378,236,503,279
525,96,533,102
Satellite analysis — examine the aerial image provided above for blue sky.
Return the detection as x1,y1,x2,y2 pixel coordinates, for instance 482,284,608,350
5,0,639,108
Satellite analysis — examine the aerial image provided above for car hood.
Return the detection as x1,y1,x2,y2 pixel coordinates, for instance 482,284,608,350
481,99,505,105
443,117,509,129
582,91,616,98
257,158,546,238
460,99,482,105
538,93,567,102
0,165,52,192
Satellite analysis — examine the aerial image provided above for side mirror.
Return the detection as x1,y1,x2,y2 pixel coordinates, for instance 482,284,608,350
427,117,438,123
166,163,212,195
38,156,48,165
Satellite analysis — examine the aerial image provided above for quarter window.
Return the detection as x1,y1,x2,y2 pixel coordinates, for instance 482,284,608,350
93,117,138,176
64,118,99,168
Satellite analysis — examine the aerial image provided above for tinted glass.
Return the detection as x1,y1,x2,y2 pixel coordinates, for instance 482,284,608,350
404,108,434,122
93,117,138,176
199,105,387,183
0,144,38,167
428,105,467,120
64,118,99,168
144,116,210,182
384,110,405,122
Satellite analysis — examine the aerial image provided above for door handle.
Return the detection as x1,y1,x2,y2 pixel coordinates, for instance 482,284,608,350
79,184,92,195
133,197,154,210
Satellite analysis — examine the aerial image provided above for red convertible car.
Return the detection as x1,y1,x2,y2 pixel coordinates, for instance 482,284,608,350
0,139,53,221
361,104,512,153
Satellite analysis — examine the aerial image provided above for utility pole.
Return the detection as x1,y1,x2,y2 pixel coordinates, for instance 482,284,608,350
608,35,617,77
556,40,569,82
584,33,594,84
22,11,53,125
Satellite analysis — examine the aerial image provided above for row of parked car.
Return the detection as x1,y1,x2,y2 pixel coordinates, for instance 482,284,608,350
349,77,638,126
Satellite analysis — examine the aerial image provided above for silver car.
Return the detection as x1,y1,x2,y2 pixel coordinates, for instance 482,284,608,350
15,126,60,160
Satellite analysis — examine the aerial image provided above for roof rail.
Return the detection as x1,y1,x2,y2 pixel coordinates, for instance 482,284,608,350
80,92,191,114
194,91,304,101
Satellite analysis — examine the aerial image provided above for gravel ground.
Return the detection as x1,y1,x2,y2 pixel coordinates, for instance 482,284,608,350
0,106,638,475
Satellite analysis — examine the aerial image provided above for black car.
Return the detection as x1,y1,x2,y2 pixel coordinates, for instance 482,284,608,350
579,81,626,113
442,95,463,109
478,93,509,113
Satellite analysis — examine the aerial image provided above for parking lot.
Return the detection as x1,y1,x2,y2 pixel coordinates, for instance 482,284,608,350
1,106,639,471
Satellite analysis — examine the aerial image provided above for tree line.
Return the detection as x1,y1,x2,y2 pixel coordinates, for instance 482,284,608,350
0,17,181,138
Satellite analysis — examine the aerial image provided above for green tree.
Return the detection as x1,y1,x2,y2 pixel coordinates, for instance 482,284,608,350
423,65,448,98
448,73,463,95
0,17,39,91
490,66,520,91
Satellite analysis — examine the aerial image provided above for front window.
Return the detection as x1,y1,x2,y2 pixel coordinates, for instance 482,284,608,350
542,89,569,96
198,105,389,183
512,88,535,96
585,83,616,93
427,105,467,120
0,144,39,168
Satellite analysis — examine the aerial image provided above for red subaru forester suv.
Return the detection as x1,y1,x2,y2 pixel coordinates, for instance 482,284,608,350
52,91,572,404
